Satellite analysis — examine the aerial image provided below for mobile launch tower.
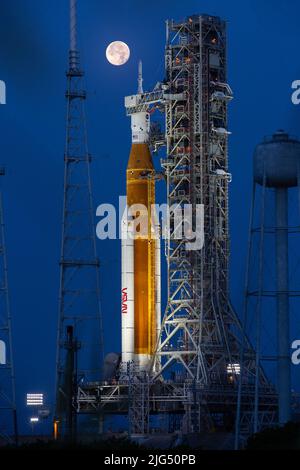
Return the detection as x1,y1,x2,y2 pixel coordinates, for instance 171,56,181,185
77,14,278,446
156,13,277,439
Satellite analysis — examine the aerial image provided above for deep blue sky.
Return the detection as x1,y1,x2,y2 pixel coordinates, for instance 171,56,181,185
0,0,300,434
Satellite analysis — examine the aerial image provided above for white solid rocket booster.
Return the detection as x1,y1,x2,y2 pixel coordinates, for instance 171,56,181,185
121,219,135,364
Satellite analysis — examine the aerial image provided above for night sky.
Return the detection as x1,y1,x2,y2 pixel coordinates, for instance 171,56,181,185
0,0,299,434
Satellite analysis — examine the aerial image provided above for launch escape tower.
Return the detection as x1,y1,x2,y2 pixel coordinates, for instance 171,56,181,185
55,0,103,438
76,14,278,446
0,169,17,444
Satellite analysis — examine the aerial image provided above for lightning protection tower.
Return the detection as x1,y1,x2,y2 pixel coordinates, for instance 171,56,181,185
55,0,103,438
0,169,17,445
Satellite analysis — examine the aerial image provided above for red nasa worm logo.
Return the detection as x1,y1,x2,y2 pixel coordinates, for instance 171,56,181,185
122,288,128,313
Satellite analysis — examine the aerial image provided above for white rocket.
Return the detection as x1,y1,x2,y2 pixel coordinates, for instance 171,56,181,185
121,62,161,373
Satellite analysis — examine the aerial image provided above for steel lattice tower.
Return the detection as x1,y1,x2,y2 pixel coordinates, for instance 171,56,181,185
55,0,103,437
0,169,17,444
157,15,277,439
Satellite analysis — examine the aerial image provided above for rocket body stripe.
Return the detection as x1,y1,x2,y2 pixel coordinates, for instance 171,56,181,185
155,217,161,348
121,218,135,363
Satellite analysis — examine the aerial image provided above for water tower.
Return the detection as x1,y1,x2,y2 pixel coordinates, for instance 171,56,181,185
245,130,300,426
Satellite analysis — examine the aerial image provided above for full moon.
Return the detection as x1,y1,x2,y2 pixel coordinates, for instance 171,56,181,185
106,41,130,66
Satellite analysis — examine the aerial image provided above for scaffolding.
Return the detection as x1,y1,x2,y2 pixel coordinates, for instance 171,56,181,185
128,365,150,436
155,15,277,440
158,14,235,388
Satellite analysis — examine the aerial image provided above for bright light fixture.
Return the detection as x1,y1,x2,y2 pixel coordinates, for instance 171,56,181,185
26,393,44,406
227,363,241,375
30,417,39,423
